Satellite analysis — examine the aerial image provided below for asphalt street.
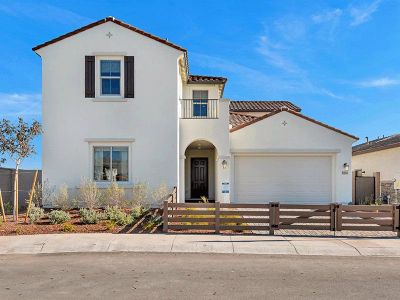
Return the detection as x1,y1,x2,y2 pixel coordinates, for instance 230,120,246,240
0,252,399,299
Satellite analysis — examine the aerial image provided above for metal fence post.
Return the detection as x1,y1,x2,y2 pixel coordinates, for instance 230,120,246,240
215,201,220,234
269,202,279,235
335,203,342,232
330,203,336,231
163,200,169,233
394,204,400,238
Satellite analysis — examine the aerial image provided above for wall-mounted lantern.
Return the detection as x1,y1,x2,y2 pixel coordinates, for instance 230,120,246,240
222,159,228,169
342,163,350,175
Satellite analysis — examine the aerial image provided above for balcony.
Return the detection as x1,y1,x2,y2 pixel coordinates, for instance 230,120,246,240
180,99,219,119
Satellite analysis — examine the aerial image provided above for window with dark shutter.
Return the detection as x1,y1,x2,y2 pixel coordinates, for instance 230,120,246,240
124,56,134,98
85,56,95,98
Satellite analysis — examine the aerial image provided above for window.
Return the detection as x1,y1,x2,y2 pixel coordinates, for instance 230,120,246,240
193,90,208,117
100,60,121,95
93,146,128,182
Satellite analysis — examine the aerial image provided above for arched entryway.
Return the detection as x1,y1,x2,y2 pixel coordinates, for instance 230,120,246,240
184,140,217,202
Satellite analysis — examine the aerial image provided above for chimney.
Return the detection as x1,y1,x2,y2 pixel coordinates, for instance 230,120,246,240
365,136,369,143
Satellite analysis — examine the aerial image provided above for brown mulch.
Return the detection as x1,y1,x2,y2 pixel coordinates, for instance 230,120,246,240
0,209,163,236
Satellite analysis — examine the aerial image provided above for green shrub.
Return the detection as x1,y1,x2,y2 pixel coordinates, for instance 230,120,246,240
62,223,75,232
143,215,162,230
28,204,45,224
131,205,148,220
79,208,102,224
105,220,116,231
4,201,13,214
104,206,133,226
48,210,71,224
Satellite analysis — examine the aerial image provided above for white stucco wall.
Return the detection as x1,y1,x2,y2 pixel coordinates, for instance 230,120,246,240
179,98,231,202
37,22,183,193
352,147,400,181
230,111,356,203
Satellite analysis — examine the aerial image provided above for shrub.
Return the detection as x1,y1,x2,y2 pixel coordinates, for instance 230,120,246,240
79,208,102,224
28,204,45,224
131,205,148,220
48,210,71,224
101,182,125,207
54,184,73,210
143,215,162,230
4,201,13,214
62,223,75,232
151,182,169,206
105,220,116,231
15,225,23,235
78,178,101,208
35,179,57,208
104,206,133,226
130,182,149,208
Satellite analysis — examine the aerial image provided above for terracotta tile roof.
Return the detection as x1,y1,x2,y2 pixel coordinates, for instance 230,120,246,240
352,134,400,155
230,101,301,112
32,16,186,52
188,75,227,84
229,112,259,128
230,107,358,140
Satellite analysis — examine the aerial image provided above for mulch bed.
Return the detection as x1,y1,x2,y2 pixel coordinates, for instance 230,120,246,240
0,209,163,236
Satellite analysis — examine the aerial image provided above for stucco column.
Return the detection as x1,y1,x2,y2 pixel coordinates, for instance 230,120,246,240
216,155,231,203
178,155,186,203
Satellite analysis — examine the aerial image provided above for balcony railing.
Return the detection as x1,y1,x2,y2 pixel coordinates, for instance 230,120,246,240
180,99,219,119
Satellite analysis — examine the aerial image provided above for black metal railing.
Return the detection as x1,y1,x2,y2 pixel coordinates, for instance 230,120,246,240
180,99,219,119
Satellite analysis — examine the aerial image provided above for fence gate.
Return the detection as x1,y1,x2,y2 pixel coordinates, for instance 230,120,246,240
355,176,375,205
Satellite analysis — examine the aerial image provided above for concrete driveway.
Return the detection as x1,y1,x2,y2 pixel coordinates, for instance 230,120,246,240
1,233,400,257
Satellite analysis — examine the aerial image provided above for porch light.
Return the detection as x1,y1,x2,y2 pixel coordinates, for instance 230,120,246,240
222,159,228,169
342,163,349,174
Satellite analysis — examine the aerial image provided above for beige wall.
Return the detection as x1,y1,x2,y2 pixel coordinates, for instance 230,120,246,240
352,147,400,181
184,149,216,200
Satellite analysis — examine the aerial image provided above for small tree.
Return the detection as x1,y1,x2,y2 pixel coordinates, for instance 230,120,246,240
0,117,41,221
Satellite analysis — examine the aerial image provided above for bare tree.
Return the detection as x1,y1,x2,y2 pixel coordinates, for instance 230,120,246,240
0,117,41,221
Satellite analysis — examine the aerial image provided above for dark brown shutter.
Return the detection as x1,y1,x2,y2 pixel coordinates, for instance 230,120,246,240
85,56,95,98
124,56,134,98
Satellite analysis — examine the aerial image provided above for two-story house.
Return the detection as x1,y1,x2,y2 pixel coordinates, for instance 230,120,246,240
33,17,358,205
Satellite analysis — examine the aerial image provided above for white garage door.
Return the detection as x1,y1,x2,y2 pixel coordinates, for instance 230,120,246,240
233,155,332,204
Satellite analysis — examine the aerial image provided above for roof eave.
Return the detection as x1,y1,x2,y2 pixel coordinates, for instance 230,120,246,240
32,16,187,53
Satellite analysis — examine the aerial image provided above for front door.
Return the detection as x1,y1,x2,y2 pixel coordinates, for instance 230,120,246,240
191,158,208,198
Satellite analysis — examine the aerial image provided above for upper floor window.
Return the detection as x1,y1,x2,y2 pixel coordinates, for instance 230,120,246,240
100,60,121,96
193,90,208,117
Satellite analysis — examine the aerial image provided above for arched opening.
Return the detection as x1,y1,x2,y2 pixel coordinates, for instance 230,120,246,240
184,140,217,202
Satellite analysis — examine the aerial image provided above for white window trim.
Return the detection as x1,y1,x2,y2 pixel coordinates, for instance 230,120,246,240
87,140,133,187
95,56,125,100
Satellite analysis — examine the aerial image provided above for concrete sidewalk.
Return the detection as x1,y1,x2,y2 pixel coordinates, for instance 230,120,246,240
1,233,400,257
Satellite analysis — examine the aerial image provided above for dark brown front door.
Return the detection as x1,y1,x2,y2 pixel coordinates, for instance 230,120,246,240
191,158,208,198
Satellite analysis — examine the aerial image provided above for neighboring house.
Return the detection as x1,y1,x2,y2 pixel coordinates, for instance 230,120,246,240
352,134,400,202
33,17,358,205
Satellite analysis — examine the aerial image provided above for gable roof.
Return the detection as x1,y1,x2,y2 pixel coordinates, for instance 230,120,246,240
32,16,186,52
230,100,301,112
230,108,358,140
352,134,400,155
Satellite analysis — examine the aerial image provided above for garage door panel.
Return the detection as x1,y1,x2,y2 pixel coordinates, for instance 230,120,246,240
234,156,332,204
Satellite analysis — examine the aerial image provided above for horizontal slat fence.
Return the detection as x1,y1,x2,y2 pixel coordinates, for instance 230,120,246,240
163,201,400,237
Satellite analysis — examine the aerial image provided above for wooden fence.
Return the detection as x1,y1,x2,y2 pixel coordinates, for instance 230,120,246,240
163,201,400,236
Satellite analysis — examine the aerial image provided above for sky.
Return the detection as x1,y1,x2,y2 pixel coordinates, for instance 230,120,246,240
0,0,399,169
